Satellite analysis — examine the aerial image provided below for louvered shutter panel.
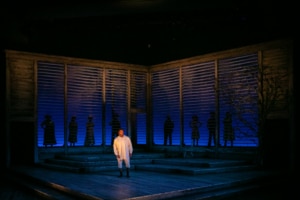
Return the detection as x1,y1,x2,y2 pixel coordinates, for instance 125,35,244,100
105,69,128,145
218,53,259,146
130,70,147,145
67,65,103,146
182,61,216,146
37,62,65,147
151,69,180,145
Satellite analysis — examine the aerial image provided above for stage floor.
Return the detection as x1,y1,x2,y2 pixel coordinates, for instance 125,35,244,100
1,158,293,200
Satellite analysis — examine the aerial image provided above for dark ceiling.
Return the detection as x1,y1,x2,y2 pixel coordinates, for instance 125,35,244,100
1,1,296,66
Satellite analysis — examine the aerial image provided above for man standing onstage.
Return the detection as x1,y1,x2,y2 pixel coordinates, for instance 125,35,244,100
113,128,133,177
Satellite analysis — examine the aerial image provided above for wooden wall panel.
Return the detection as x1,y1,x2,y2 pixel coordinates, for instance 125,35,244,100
7,59,35,119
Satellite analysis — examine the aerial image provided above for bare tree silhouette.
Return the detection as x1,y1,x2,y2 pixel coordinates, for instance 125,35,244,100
219,63,290,167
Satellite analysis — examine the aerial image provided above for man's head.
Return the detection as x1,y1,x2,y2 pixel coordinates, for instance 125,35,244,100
118,128,124,137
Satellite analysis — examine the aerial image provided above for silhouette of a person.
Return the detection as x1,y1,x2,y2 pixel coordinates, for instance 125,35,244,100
207,112,216,147
164,115,174,145
84,115,95,146
190,115,201,146
223,112,234,147
110,112,121,145
41,114,56,147
68,116,78,146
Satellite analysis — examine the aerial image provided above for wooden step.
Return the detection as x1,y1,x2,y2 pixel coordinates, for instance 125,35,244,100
39,152,256,175
134,163,257,175
151,158,251,168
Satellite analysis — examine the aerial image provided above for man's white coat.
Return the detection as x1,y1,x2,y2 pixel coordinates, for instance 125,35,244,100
113,135,133,160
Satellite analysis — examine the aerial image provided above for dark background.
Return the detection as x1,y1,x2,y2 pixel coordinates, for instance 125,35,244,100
1,1,296,66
